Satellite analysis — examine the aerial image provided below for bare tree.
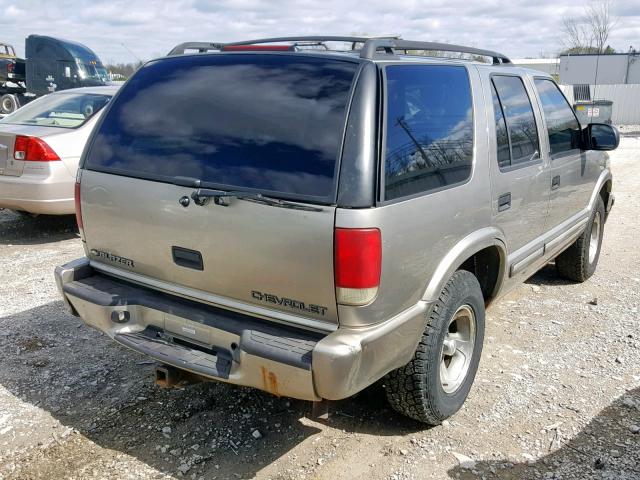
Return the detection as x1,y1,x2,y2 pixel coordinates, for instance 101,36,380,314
586,0,617,54
561,1,618,54
562,16,593,53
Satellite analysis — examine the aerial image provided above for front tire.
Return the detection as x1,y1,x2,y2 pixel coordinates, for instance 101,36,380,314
556,196,605,282
384,270,485,424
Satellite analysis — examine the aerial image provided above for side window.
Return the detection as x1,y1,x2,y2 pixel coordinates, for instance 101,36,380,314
534,78,581,158
492,75,540,168
491,82,511,169
384,65,473,201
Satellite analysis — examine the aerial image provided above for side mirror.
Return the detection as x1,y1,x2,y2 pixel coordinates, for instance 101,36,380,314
583,123,620,151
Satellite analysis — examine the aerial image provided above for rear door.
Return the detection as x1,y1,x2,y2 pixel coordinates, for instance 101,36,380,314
484,72,550,271
80,53,362,328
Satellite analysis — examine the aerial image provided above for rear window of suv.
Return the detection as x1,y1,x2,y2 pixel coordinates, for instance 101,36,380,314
83,54,359,201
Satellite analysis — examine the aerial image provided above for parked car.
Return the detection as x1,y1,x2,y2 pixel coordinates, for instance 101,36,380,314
55,37,618,424
0,85,119,215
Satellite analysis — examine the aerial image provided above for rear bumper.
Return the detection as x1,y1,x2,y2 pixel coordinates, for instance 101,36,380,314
55,258,429,401
0,165,75,215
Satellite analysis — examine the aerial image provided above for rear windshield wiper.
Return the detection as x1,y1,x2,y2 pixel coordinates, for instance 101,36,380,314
190,188,323,212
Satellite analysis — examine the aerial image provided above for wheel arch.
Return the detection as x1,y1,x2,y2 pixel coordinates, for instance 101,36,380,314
422,227,507,307
588,170,613,211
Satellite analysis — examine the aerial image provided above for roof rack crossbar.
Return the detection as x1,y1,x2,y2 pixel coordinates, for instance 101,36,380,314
359,39,512,64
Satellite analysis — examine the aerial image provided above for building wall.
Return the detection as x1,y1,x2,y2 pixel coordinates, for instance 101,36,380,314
511,59,559,76
560,54,640,85
559,83,640,125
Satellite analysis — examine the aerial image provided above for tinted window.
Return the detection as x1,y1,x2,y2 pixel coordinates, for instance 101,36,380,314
384,65,473,200
491,82,511,168
84,55,358,201
492,76,539,167
534,78,581,157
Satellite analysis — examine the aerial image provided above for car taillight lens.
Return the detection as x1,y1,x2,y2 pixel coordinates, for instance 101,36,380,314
334,228,381,306
74,181,84,233
7,63,14,73
14,135,60,162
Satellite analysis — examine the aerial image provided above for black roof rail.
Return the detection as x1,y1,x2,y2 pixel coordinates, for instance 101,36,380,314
359,39,512,65
167,36,398,56
222,36,383,47
168,42,223,55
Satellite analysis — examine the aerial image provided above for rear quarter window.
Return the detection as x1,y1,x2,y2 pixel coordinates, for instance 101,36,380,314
383,64,474,201
84,54,359,202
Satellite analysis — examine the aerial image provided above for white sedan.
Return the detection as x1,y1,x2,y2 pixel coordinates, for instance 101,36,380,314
0,85,119,215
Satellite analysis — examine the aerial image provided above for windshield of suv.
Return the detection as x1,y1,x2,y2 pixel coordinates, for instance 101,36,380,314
83,54,359,201
0,92,112,128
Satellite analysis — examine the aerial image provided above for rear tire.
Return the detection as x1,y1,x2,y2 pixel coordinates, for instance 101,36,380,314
556,196,605,282
384,270,485,424
1,94,18,114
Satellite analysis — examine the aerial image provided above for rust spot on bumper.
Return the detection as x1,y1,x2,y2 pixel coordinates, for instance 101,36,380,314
260,366,280,396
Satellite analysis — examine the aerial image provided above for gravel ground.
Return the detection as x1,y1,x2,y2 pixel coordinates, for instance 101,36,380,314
0,138,638,480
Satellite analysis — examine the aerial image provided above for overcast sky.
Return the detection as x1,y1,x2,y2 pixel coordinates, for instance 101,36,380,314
0,0,638,64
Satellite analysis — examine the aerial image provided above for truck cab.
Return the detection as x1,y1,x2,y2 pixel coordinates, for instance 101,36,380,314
25,35,109,96
1,35,108,114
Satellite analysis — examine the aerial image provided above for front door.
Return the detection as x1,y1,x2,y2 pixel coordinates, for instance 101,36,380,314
532,78,598,231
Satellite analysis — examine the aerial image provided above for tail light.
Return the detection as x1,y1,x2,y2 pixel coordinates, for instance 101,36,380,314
74,180,84,235
7,62,14,73
334,228,381,306
14,135,60,162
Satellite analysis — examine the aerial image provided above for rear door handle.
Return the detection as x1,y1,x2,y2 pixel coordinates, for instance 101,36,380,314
551,175,561,190
498,192,511,212
172,246,204,271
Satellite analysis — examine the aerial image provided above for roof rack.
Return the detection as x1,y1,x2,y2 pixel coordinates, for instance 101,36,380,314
359,39,512,64
167,36,396,56
167,36,512,65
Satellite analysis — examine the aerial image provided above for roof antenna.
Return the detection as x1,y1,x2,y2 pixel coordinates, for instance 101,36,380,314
592,50,601,121
121,43,142,63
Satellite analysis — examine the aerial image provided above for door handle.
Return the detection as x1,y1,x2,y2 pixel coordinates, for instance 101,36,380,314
498,192,511,212
551,175,561,190
172,246,204,271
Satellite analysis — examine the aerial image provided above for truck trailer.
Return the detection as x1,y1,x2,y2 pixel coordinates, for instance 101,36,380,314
0,35,108,114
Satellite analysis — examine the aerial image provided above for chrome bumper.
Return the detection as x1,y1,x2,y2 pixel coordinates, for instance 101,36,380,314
55,258,429,401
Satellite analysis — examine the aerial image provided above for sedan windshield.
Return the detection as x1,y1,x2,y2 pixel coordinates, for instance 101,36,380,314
0,92,111,129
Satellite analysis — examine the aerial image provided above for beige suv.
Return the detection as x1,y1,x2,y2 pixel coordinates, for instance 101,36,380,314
55,37,618,424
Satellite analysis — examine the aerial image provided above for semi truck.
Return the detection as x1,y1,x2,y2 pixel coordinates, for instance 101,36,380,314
0,35,109,114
